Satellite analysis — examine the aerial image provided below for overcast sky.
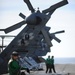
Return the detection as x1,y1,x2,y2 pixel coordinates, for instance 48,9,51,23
0,0,75,57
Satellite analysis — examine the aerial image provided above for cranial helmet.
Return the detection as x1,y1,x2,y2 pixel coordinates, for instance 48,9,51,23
12,51,19,56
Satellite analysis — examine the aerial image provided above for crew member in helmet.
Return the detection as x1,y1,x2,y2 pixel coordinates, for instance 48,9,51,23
8,51,30,75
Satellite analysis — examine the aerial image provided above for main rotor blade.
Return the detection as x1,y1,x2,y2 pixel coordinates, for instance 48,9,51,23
51,30,65,35
0,29,5,31
19,13,26,19
4,20,26,33
50,34,61,43
23,0,35,13
41,28,53,47
42,0,68,14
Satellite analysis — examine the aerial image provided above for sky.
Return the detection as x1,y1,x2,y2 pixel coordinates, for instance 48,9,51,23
0,0,75,58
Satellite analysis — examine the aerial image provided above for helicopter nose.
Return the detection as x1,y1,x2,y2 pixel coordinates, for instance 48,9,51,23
26,14,42,25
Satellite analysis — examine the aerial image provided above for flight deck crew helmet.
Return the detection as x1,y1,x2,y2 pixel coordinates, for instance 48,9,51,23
12,51,19,56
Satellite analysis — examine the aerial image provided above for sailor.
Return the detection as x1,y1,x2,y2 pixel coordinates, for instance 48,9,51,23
25,34,29,40
45,56,52,73
8,51,30,75
51,56,56,73
21,38,25,45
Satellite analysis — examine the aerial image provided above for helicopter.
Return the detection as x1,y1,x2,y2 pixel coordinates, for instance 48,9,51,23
0,0,68,74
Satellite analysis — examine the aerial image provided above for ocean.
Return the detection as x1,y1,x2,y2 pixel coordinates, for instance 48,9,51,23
54,57,75,64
